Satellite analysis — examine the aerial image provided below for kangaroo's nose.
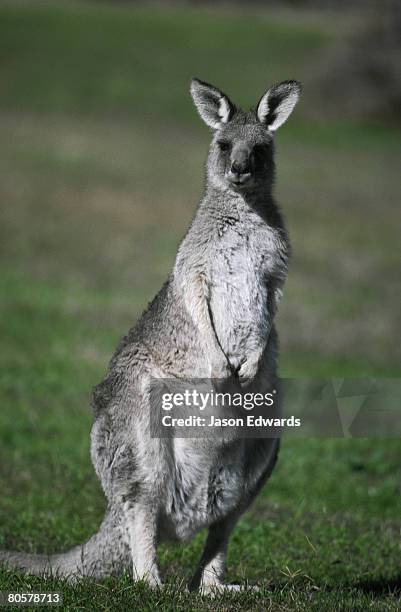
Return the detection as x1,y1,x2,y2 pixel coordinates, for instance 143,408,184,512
231,159,249,175
228,156,252,185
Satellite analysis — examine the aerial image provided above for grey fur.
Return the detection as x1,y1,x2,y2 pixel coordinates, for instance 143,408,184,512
0,77,300,591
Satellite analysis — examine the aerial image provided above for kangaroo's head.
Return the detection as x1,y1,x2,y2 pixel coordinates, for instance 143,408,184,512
190,78,301,194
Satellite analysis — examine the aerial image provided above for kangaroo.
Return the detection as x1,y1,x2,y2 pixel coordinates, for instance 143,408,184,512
0,77,301,592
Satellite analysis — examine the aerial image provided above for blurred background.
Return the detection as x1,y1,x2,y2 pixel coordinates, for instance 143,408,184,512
0,0,400,606
1,0,400,379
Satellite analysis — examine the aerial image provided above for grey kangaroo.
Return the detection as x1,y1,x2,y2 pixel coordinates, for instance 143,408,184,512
0,77,301,592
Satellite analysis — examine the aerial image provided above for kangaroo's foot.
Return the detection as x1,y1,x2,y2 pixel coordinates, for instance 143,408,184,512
199,583,260,596
133,569,162,588
200,583,241,595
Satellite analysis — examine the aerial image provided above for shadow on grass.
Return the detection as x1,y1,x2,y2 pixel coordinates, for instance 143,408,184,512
352,575,401,597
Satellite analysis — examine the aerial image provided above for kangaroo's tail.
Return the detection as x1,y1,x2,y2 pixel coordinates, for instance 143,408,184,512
0,506,130,580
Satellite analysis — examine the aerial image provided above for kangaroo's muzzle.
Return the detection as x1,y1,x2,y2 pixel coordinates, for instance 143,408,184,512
227,145,253,185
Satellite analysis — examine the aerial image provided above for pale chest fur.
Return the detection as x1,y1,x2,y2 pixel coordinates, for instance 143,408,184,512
207,212,288,366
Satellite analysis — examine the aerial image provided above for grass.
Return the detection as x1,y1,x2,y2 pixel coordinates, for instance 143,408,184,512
0,1,400,610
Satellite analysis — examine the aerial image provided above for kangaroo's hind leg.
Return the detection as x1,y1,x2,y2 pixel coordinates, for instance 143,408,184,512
123,499,161,587
189,514,240,593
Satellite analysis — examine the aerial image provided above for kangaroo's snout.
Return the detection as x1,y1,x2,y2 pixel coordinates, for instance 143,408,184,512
227,145,253,186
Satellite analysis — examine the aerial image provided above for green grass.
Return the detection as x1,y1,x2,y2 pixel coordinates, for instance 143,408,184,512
0,1,400,610
0,2,326,120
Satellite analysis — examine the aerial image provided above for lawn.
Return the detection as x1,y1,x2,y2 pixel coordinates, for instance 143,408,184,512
0,2,400,610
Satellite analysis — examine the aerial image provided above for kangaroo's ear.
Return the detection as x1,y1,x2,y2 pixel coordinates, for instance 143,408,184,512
257,80,301,131
190,78,235,130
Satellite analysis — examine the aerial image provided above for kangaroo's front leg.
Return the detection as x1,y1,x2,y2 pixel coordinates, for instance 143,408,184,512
123,501,161,586
189,516,238,593
237,347,264,386
236,285,283,386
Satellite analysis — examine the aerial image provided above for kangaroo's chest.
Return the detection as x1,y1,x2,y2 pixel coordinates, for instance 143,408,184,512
208,221,285,355
210,220,283,296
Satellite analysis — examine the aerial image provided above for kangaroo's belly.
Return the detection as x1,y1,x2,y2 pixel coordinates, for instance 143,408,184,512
159,436,278,542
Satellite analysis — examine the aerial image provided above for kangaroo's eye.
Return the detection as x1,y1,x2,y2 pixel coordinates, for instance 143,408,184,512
253,144,269,157
217,140,231,153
